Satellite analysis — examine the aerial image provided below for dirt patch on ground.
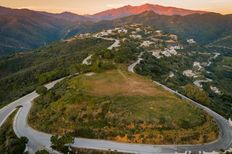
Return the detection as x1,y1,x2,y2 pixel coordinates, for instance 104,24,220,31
74,70,167,97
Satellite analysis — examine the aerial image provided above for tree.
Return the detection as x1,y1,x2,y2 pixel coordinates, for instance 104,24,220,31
35,149,49,154
50,134,74,154
36,86,48,95
20,136,28,144
183,84,210,105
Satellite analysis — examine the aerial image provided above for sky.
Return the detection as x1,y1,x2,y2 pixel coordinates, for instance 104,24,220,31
0,0,232,15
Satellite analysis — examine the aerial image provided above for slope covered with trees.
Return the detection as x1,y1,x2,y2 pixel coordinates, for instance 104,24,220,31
0,37,112,108
68,12,232,47
0,109,28,153
1,6,232,56
0,6,91,56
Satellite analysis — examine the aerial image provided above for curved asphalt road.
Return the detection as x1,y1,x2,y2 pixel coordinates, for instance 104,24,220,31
128,52,144,73
0,79,63,153
0,57,231,153
93,35,120,50
11,66,232,153
127,53,232,152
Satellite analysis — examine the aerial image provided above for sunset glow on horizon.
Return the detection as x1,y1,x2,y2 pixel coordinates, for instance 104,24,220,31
0,0,232,15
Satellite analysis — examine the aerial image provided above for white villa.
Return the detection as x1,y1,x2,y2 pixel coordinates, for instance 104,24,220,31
117,28,128,34
140,41,154,47
169,72,175,78
130,34,142,39
229,118,232,127
168,47,177,55
183,70,195,78
161,50,171,57
210,86,221,95
193,62,202,70
136,28,141,32
169,34,178,41
107,29,113,34
151,50,162,59
187,38,196,44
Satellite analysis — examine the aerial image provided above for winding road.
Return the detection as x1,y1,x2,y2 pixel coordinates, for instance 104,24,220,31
93,35,120,50
0,53,232,153
0,79,63,153
82,54,93,65
128,52,144,73
127,53,232,152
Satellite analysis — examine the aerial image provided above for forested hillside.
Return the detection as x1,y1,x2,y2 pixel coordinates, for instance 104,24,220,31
67,12,232,47
1,6,232,56
0,38,112,108
0,6,91,55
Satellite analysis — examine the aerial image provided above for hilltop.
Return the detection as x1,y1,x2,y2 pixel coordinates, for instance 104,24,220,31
91,3,208,20
29,69,218,144
1,23,231,119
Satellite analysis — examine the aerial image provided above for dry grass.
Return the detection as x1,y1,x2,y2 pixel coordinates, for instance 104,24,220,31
29,69,219,144
69,69,169,97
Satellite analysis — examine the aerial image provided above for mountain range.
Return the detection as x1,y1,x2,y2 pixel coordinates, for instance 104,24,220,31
0,6,91,55
91,3,208,20
0,4,231,56
66,11,232,45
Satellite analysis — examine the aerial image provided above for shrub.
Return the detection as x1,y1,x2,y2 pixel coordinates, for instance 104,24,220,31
35,149,49,154
36,86,48,95
183,84,210,105
50,134,74,154
74,127,95,138
180,119,191,129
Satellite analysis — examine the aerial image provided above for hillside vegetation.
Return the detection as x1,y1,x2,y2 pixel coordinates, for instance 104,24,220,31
0,38,112,108
0,24,226,145
67,12,232,47
0,109,28,153
1,6,232,55
0,6,91,55
136,44,232,118
29,69,218,144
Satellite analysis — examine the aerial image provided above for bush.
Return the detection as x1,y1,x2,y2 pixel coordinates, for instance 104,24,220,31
180,119,191,129
74,127,95,138
19,136,28,144
36,86,48,95
183,84,210,105
50,134,74,154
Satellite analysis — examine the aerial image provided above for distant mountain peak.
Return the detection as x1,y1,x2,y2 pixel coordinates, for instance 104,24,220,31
60,11,73,14
60,11,79,16
91,3,209,20
141,3,157,7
